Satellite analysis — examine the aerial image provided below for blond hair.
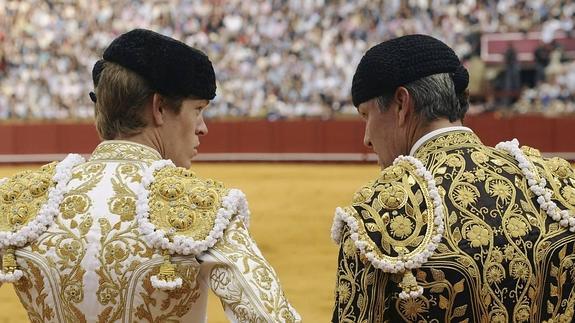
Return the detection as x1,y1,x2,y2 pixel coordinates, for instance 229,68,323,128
94,62,182,139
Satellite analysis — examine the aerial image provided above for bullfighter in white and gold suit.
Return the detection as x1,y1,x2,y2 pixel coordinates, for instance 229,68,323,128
331,35,575,322
0,29,300,323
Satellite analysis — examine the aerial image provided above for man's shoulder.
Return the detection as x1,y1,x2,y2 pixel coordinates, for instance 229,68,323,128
518,145,575,208
0,154,85,249
521,146,574,179
0,161,58,233
332,157,444,275
143,164,249,256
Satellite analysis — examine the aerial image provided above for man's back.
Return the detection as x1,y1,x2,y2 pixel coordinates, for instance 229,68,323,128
2,141,299,322
332,130,575,322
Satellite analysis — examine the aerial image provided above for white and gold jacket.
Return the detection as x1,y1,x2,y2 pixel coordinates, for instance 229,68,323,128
0,141,300,323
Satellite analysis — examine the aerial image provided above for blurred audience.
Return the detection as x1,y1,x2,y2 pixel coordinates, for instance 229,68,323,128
0,0,574,120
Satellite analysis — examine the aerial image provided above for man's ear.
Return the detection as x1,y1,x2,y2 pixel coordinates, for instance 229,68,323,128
151,93,165,126
394,87,413,127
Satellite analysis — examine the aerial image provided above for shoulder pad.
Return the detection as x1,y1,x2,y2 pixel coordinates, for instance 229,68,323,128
332,158,443,273
543,156,574,179
148,167,230,241
521,146,575,208
0,162,58,234
141,164,251,290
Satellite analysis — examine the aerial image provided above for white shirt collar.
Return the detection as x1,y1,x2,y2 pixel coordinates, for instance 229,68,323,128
409,126,473,156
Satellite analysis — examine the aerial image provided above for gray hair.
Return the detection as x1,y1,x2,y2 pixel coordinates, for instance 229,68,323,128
376,73,467,122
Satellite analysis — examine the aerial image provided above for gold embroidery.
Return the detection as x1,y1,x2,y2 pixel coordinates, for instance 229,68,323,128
156,250,179,282
14,259,55,323
97,162,153,321
348,160,437,267
8,141,294,322
547,157,573,178
389,215,413,238
377,183,408,210
90,140,161,162
131,260,201,322
148,167,228,239
334,130,575,322
0,162,56,231
2,248,17,274
210,217,297,322
60,195,90,219
17,161,104,322
334,229,384,322
398,296,428,320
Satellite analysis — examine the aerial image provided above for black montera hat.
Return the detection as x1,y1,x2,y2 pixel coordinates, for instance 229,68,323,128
352,34,468,107
91,29,216,102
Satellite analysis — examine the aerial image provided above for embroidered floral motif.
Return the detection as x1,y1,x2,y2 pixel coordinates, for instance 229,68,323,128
337,281,351,303
399,297,428,320
488,180,513,202
562,186,575,205
466,225,490,247
60,195,90,219
471,151,489,164
389,216,413,238
446,155,463,168
507,217,528,238
378,184,408,210
486,264,505,284
453,185,478,208
110,197,136,221
510,260,530,281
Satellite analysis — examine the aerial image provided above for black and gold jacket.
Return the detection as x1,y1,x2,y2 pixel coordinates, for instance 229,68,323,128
332,129,575,323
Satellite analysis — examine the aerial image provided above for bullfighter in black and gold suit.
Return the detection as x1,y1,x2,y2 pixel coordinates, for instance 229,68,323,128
331,35,575,323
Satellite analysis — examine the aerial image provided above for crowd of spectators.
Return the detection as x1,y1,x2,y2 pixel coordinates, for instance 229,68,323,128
511,59,575,115
0,0,574,120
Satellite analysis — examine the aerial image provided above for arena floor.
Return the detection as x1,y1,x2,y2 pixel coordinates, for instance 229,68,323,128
0,163,379,322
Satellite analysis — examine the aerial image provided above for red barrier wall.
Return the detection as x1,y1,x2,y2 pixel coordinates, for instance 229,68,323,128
0,113,574,155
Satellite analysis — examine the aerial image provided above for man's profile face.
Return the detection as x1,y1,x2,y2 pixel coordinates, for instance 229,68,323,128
358,98,403,168
162,99,209,168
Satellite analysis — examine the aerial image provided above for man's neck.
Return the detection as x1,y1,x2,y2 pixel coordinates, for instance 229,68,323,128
408,119,464,153
115,130,165,158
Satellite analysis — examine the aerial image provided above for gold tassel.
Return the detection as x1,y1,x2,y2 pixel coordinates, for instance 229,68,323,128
157,250,178,282
2,248,18,274
399,270,423,299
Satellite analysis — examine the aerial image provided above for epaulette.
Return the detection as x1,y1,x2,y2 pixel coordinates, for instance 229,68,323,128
0,162,58,237
496,139,575,231
331,156,445,299
519,145,575,211
0,154,86,283
137,160,249,290
148,166,230,240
